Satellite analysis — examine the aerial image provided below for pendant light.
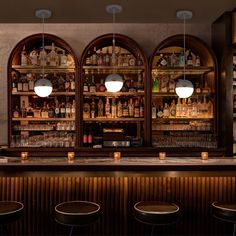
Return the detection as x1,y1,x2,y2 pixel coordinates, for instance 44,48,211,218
175,10,194,98
34,9,53,97
105,4,123,93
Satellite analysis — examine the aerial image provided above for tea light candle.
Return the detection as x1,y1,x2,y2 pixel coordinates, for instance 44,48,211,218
159,152,166,160
114,152,121,162
201,152,208,160
21,152,28,161
67,152,75,162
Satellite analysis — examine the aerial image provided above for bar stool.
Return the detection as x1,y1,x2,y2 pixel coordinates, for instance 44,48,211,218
55,200,100,236
212,202,236,236
0,201,24,234
134,201,180,235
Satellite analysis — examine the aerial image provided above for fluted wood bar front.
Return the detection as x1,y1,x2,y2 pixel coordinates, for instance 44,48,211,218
0,157,235,235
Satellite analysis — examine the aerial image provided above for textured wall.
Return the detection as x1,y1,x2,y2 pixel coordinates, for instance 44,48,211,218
0,23,211,145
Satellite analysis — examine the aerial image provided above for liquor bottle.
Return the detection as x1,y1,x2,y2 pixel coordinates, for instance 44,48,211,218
195,82,201,94
90,98,96,118
13,106,20,118
186,49,193,66
60,50,68,66
191,99,198,117
169,78,175,93
181,99,188,117
170,100,176,117
70,75,75,91
71,100,76,119
195,55,201,67
48,43,57,66
65,74,71,92
66,99,72,118
54,99,60,118
197,98,202,118
128,54,136,66
202,96,208,118
88,128,93,147
60,102,66,118
117,100,123,118
123,54,129,66
85,50,92,66
83,128,88,147
128,98,134,117
92,47,98,66
22,76,29,92
117,47,123,66
163,103,170,118
97,49,103,66
28,74,35,91
122,101,129,117
187,98,192,118
12,73,17,93
111,47,117,66
105,97,111,118
136,53,143,66
29,48,38,65
111,97,117,118
17,76,23,92
39,47,47,66
170,52,178,67
139,97,144,118
152,77,159,92
152,103,157,119
134,99,140,118
176,98,182,117
202,81,211,93
157,106,163,118
105,47,110,66
83,75,89,92
156,54,168,67
97,98,104,117
41,101,49,118
233,53,236,80
48,102,55,118
89,75,96,93
136,73,144,92
179,51,185,67
83,103,90,118
98,79,106,92
21,45,28,66
129,80,136,92
207,98,214,118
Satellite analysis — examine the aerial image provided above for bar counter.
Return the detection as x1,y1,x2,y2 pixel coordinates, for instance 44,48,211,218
0,156,236,172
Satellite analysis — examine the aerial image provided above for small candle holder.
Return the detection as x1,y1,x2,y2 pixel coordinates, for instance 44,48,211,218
159,152,166,160
201,152,208,160
114,152,121,162
67,152,75,162
21,152,29,161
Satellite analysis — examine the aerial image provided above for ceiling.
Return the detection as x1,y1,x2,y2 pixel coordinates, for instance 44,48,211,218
0,0,235,24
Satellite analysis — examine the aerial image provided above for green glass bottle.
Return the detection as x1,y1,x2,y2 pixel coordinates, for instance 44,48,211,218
152,77,159,92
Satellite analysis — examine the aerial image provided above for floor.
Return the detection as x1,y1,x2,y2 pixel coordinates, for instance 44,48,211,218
1,207,235,236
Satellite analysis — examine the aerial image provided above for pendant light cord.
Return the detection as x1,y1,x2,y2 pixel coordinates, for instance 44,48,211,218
42,14,45,77
183,15,186,81
112,7,115,51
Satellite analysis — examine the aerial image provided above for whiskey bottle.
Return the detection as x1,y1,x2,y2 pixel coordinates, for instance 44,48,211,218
195,55,201,67
98,79,106,92
70,75,75,91
156,54,168,67
29,48,38,65
13,106,20,118
41,101,49,118
163,103,170,118
139,97,144,118
60,102,66,118
71,100,76,119
65,75,71,92
105,47,110,66
21,45,28,66
92,47,98,66
97,49,103,66
117,47,123,66
111,47,117,66
17,76,23,92
54,99,61,118
28,74,35,91
85,50,92,66
39,47,47,66
191,99,198,117
136,73,144,92
66,99,72,118
176,98,182,117
97,98,104,117
157,106,163,118
122,101,129,117
48,43,57,66
89,75,96,93
12,73,17,93
128,98,134,117
117,100,123,118
83,75,89,92
111,97,117,118
22,76,29,92
181,99,188,117
170,100,176,117
152,103,157,119
48,102,55,118
186,49,193,66
187,98,193,118
170,52,178,67
83,103,90,118
134,99,140,118
105,97,111,118
60,50,68,66
90,98,96,118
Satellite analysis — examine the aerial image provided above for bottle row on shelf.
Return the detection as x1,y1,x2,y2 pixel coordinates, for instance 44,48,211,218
152,75,211,94
85,46,143,67
13,99,76,119
12,72,76,93
83,73,144,93
83,96,144,119
155,49,201,68
152,97,213,119
11,132,76,148
21,43,75,67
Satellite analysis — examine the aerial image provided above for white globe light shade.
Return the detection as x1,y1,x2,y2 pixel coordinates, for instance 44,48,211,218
34,78,53,97
175,79,194,98
105,74,123,92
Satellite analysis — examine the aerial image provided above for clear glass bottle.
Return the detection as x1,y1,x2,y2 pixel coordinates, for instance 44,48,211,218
111,97,117,118
128,98,134,118
105,97,111,118
97,98,104,117
21,45,28,66
117,100,123,118
163,103,170,118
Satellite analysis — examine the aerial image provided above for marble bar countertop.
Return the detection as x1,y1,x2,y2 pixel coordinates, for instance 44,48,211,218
0,156,236,172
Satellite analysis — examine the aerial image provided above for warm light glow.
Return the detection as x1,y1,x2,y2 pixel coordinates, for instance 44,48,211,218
34,78,53,97
175,79,194,98
105,74,123,92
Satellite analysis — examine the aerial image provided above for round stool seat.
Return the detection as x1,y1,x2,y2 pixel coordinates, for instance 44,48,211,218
212,202,236,224
55,201,100,226
134,201,180,225
0,201,24,224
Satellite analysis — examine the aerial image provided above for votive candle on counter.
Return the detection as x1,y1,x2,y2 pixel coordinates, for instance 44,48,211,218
21,152,29,161
159,152,166,160
67,152,75,162
114,152,121,162
201,152,208,160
